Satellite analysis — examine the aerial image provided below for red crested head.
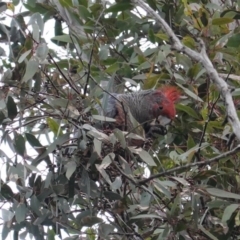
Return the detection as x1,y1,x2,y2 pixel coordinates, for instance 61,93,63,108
151,86,180,120
160,86,181,103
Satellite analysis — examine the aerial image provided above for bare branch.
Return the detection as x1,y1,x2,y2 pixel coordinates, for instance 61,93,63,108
131,0,240,141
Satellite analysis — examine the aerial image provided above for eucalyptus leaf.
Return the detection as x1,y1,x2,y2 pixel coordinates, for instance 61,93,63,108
22,60,39,82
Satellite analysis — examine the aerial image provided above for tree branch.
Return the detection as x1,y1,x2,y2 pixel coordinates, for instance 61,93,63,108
219,73,240,82
131,0,240,141
138,145,240,185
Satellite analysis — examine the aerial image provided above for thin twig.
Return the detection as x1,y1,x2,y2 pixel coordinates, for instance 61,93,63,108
48,54,80,95
41,70,60,95
83,9,106,96
198,92,220,153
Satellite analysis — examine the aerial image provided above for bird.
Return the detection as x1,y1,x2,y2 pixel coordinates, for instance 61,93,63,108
97,86,180,138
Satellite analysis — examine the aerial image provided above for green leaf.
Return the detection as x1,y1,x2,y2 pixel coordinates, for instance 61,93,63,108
15,203,27,223
92,115,116,122
143,75,159,89
33,72,41,92
104,191,122,201
179,143,209,162
113,129,126,148
66,161,77,179
140,190,152,207
98,153,115,169
22,59,39,82
118,156,132,175
44,172,53,188
32,23,39,42
30,12,44,33
182,36,196,49
85,228,96,240
176,104,200,119
47,228,56,240
98,223,114,238
51,34,72,43
171,177,190,186
212,17,234,25
36,43,49,61
7,96,17,120
94,138,102,156
220,10,240,19
148,28,155,43
59,0,72,7
138,149,156,166
30,195,42,216
14,133,25,157
176,83,203,102
138,61,151,70
111,176,122,191
187,63,200,78
78,5,91,20
106,2,133,12
207,188,240,199
46,117,63,137
18,49,32,63
2,223,10,240
187,134,195,149
105,62,119,74
51,184,65,196
95,164,112,185
207,200,228,209
227,33,240,47
155,33,169,41
1,184,15,200
153,180,171,198
25,133,42,148
222,204,239,223
79,0,88,7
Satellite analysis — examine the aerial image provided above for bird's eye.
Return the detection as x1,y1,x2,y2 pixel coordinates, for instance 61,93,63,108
159,106,163,110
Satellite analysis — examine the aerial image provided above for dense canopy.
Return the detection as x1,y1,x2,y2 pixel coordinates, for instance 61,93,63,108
1,0,240,239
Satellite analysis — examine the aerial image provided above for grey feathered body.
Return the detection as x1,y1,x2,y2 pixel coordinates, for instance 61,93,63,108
117,90,155,124
97,88,174,137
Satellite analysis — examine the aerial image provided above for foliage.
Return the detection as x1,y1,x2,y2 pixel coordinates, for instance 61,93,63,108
1,0,240,239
